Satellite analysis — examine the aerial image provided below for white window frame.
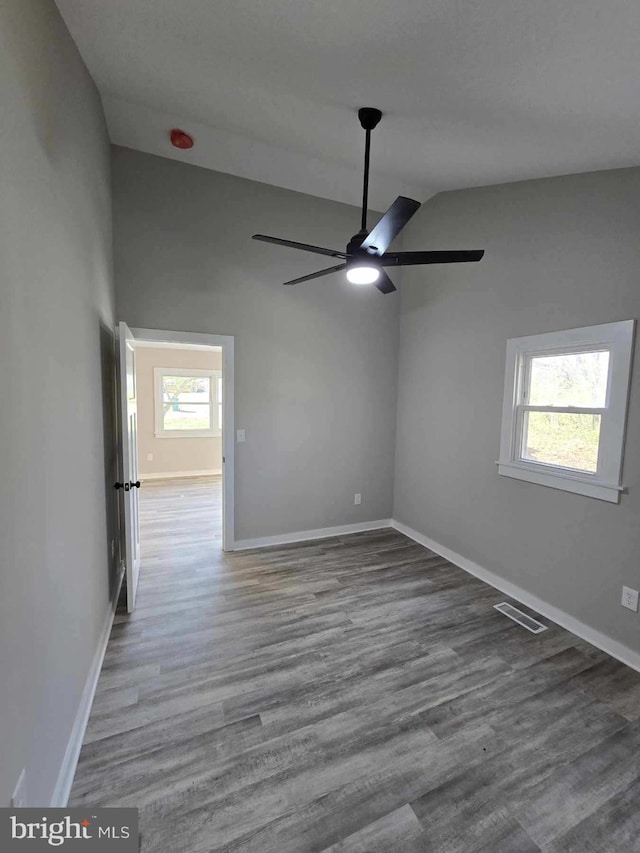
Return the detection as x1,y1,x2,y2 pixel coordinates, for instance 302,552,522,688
498,320,635,503
154,366,222,438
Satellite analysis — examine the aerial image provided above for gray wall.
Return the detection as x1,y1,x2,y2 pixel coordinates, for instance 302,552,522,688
0,0,116,805
112,148,399,540
394,167,640,653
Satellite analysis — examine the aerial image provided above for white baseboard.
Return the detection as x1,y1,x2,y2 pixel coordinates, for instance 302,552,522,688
391,518,640,674
50,566,124,807
141,469,221,480
233,519,393,551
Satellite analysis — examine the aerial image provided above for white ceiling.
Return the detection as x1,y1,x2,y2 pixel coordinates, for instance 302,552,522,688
56,0,640,210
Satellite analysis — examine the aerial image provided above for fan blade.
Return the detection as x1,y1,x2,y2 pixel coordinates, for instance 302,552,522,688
283,263,346,286
373,271,397,294
360,196,421,255
253,234,347,259
381,249,484,266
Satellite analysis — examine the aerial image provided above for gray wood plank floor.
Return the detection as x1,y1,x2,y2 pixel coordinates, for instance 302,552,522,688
70,477,640,852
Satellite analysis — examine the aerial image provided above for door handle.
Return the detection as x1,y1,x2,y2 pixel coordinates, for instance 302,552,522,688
114,482,124,490
130,481,141,489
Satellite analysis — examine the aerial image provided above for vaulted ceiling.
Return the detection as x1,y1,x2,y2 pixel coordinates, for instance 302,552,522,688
56,0,640,210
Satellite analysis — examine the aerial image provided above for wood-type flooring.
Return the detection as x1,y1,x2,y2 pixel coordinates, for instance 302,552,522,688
70,477,640,851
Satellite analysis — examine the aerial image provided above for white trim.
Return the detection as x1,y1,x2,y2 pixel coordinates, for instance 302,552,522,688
50,567,124,806
496,461,624,503
141,469,221,480
233,519,392,551
391,519,640,674
498,319,635,503
153,432,221,439
130,327,235,551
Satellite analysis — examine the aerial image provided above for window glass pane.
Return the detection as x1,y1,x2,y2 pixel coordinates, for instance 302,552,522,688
163,403,211,431
162,375,210,404
521,411,601,473
528,351,609,407
217,403,223,430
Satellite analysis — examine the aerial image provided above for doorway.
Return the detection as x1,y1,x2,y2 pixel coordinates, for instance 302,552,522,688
117,325,235,613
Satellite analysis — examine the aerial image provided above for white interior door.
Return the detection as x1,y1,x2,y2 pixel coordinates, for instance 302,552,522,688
116,321,141,612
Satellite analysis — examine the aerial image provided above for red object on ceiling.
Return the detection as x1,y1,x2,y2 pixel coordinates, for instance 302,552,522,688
170,128,194,149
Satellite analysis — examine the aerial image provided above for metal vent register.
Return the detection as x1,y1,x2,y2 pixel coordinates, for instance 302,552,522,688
494,602,548,634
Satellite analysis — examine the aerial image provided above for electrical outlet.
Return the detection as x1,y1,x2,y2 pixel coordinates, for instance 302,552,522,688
147,453,153,462
354,493,361,505
11,769,26,808
621,586,639,612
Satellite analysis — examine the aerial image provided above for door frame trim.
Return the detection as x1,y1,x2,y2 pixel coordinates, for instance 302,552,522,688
130,327,235,551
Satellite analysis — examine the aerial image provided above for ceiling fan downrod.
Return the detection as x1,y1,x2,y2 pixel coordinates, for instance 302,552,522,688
358,108,382,233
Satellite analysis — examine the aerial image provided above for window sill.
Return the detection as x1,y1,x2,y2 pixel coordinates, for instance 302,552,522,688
155,431,221,439
497,460,624,503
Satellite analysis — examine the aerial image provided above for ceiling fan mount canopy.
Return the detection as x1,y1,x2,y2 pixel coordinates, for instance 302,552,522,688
357,107,382,131
252,108,484,294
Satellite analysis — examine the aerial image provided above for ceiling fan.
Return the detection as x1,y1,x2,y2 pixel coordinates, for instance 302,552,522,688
252,108,484,294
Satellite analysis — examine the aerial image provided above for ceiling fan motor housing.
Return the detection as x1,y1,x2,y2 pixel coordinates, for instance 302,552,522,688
346,229,372,257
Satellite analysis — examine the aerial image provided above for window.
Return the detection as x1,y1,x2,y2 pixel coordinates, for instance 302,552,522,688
154,367,222,438
498,320,635,502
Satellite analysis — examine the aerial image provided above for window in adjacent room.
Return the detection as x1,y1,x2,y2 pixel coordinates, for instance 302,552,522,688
497,320,635,502
154,367,222,438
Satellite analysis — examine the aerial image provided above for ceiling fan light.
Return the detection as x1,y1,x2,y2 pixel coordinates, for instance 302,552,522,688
346,265,380,285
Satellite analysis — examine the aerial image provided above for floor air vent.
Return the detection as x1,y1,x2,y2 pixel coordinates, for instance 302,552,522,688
494,602,548,634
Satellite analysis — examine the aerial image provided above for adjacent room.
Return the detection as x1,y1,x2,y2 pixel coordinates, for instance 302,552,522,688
2,1,640,851
134,340,224,563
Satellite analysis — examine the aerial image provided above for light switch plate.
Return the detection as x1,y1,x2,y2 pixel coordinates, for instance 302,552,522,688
237,429,246,443
354,493,361,505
